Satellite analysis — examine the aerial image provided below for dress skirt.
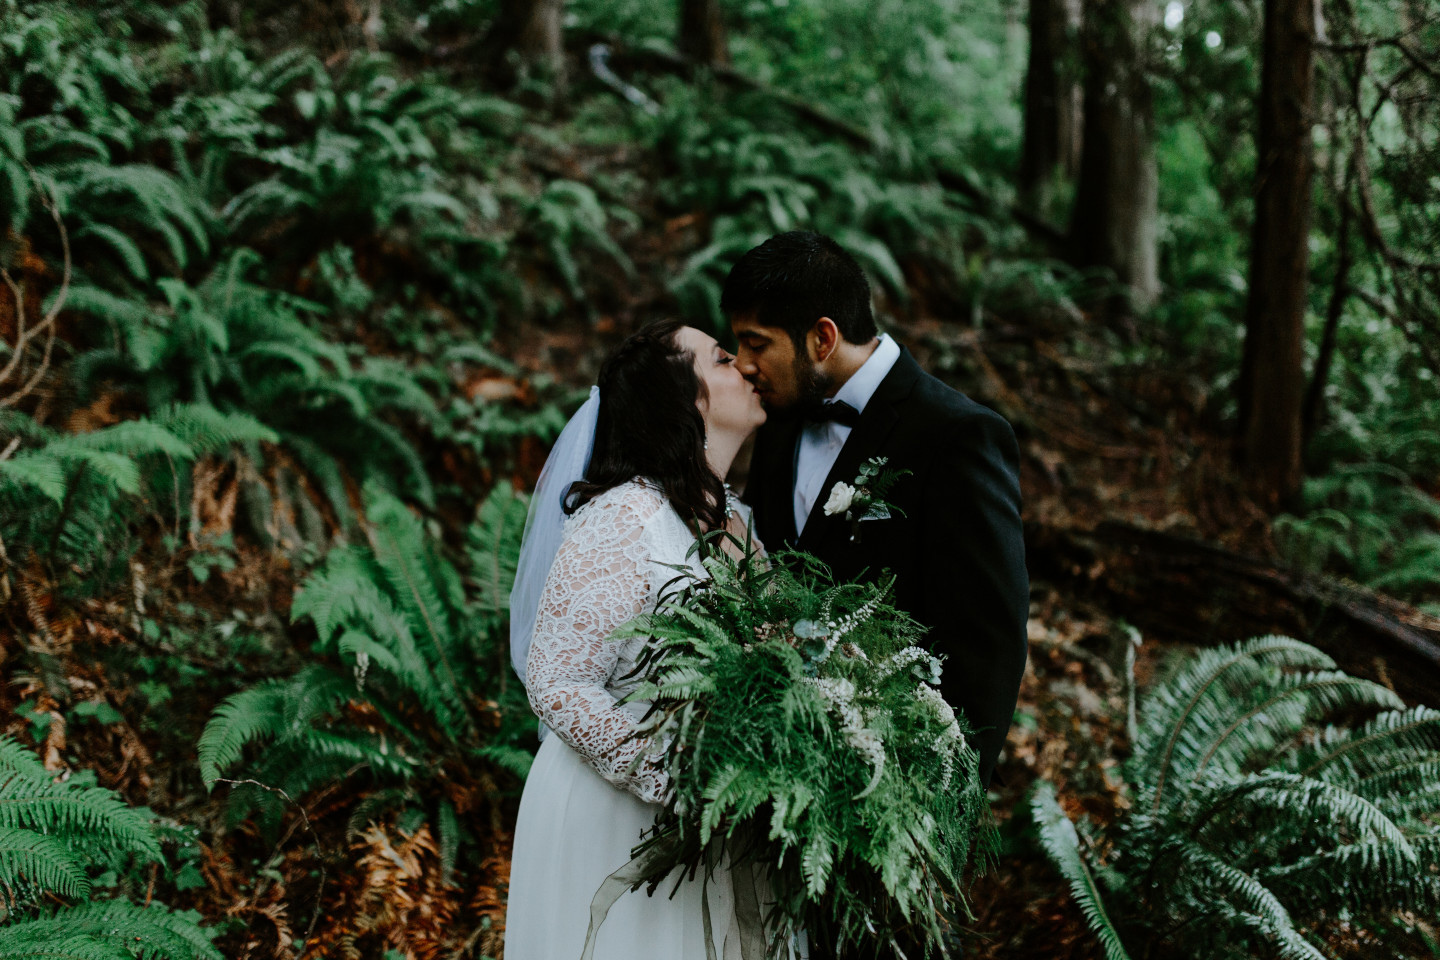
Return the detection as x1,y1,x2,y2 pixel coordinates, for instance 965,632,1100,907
505,731,744,960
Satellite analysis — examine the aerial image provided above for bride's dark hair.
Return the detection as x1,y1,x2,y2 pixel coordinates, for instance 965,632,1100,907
565,318,728,536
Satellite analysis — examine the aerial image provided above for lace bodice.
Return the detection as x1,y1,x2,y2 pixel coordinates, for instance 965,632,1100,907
524,480,707,803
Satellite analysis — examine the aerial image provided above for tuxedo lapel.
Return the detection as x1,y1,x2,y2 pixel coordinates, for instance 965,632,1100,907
797,349,923,552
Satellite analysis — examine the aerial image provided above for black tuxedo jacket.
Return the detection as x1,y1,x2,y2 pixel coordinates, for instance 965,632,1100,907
743,347,1028,788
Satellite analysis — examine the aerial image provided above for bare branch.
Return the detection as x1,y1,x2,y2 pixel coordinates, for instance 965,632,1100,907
207,777,328,942
1316,9,1440,54
0,170,70,409
1350,284,1440,374
1395,40,1440,83
0,267,28,387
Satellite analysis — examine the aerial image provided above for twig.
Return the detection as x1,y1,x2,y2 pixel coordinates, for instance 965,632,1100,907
1329,40,1440,276
1,168,72,409
0,267,28,386
1318,22,1440,85
207,777,327,943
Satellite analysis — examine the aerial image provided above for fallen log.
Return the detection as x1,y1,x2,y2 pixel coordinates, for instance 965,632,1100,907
1029,519,1440,705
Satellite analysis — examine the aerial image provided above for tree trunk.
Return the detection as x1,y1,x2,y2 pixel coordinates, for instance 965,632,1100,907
1237,0,1316,509
678,0,730,68
485,0,567,90
1068,0,1159,311
1302,196,1351,447
1020,0,1083,214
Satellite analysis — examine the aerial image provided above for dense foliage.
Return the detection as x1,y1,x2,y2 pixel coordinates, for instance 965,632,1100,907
199,484,531,858
0,736,219,959
1033,636,1440,959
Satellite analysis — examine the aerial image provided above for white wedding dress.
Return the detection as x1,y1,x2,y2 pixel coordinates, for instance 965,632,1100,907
506,479,803,960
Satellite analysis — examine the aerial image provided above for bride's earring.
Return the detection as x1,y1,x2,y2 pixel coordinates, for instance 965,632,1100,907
703,433,709,451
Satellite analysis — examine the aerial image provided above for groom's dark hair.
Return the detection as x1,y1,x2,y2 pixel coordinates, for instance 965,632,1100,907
720,231,876,348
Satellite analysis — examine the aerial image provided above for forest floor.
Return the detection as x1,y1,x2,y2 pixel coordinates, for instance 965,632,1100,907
5,97,1437,959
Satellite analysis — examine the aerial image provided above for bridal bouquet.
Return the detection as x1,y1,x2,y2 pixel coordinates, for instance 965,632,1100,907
603,539,995,959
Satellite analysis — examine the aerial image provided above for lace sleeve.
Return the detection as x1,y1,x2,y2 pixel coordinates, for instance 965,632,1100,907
524,486,669,803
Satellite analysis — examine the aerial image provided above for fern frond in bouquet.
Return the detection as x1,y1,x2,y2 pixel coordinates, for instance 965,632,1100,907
608,539,996,959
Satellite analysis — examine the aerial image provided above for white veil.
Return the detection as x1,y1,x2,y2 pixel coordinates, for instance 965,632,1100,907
510,386,601,693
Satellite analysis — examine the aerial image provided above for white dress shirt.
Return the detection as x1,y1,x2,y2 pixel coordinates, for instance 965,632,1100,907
794,333,901,535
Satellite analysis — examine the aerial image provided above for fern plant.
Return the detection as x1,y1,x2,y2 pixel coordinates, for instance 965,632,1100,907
198,483,533,869
1030,781,1132,960
521,178,637,309
3,4,515,336
0,412,199,586
0,10,213,287
217,49,517,323
642,85,977,327
1032,635,1440,960
68,247,438,519
1275,463,1440,603
0,736,220,959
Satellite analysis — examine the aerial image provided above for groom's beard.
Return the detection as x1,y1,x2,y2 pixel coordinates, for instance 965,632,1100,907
790,357,834,418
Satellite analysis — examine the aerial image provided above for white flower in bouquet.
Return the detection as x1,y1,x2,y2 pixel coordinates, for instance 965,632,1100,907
875,645,938,681
823,481,856,517
809,676,887,798
916,683,962,739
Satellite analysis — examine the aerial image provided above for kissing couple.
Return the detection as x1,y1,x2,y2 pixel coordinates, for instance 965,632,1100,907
504,230,1029,959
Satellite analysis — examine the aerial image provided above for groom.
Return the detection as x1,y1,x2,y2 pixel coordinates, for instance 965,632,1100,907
723,231,1028,791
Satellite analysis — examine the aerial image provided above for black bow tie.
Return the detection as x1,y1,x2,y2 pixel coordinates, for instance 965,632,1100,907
804,400,861,428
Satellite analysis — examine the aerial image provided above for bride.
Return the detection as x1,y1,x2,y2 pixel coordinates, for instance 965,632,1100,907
505,319,795,960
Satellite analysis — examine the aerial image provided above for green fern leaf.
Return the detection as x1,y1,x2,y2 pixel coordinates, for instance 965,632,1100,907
0,738,51,778
1302,706,1440,780
467,483,528,618
155,403,280,452
0,932,132,960
364,491,467,720
0,824,89,901
1031,782,1132,960
63,285,150,337
474,744,534,779
196,681,287,787
0,454,69,504
436,798,459,884
0,778,160,862
68,420,195,461
291,547,382,641
73,221,150,281
336,629,403,680
800,833,834,898
1131,636,1336,805
5,900,222,960
1191,772,1414,859
1189,671,1405,780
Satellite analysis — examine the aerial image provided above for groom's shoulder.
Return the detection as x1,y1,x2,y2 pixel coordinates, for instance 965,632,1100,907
906,364,1013,437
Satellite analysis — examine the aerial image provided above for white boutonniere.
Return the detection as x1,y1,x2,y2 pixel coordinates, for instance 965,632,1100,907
823,457,910,541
